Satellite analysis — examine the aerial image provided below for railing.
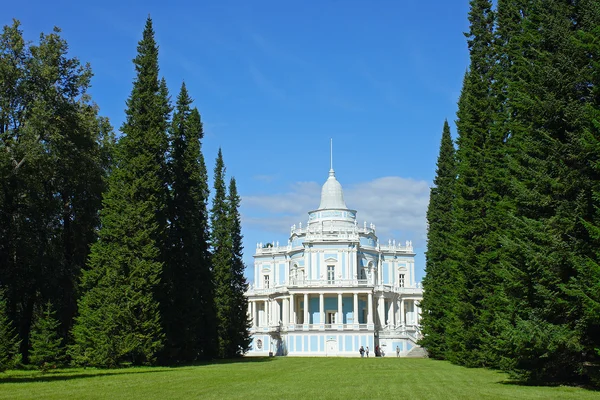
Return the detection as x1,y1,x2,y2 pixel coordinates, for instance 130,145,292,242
280,323,374,332
246,282,424,296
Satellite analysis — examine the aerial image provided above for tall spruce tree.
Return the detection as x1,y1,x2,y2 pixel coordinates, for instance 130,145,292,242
162,83,216,362
420,120,457,358
497,0,600,384
71,16,169,367
446,0,508,368
211,149,233,358
226,178,251,356
571,0,600,386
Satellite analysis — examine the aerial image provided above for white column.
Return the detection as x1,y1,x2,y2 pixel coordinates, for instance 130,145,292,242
389,297,395,327
290,294,295,324
367,292,373,324
304,293,309,325
338,293,343,326
415,302,420,325
400,298,405,325
283,298,289,325
377,295,385,327
264,300,269,326
251,301,256,327
319,293,324,324
353,293,358,325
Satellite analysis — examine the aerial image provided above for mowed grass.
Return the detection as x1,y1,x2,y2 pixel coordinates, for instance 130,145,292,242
0,357,598,400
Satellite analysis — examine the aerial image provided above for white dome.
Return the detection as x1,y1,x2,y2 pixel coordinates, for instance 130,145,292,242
318,169,348,210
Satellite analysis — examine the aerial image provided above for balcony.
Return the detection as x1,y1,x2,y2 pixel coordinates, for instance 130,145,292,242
282,323,374,332
246,280,423,297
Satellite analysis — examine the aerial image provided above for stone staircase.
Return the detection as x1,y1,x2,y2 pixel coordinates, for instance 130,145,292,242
405,346,429,358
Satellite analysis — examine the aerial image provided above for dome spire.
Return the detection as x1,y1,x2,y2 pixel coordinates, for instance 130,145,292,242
330,138,333,171
318,139,347,210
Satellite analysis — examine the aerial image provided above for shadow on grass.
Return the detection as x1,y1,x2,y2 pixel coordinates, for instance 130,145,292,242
498,379,600,392
0,357,276,384
167,356,277,368
0,368,175,385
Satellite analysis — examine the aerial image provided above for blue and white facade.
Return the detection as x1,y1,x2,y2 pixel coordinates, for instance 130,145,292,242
246,167,423,357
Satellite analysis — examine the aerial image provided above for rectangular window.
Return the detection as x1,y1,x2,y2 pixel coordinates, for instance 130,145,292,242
327,265,335,284
264,275,270,288
327,311,336,324
399,274,405,288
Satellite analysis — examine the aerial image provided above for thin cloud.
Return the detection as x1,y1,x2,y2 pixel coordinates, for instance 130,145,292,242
241,176,429,246
248,63,286,100
252,174,278,183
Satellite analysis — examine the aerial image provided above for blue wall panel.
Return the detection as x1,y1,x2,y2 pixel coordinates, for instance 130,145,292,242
383,263,389,284
279,264,285,284
342,296,352,324
345,336,353,351
310,336,318,352
310,297,320,323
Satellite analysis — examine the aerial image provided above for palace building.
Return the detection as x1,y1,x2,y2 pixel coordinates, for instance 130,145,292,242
245,165,424,357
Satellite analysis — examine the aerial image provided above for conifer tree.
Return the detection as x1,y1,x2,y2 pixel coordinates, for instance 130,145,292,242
29,302,65,371
0,292,20,372
211,149,233,358
571,0,600,385
226,177,251,356
420,120,456,358
162,83,216,362
497,0,600,383
446,0,507,367
71,16,168,367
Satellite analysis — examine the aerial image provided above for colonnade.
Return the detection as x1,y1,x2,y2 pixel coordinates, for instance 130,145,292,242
248,292,420,329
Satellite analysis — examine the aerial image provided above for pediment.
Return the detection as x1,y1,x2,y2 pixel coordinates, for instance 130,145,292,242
324,257,338,263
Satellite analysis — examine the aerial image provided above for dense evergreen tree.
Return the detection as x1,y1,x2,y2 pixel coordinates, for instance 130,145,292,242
0,20,112,362
572,0,600,386
496,0,600,384
0,292,21,371
211,150,249,358
211,149,232,358
446,0,506,367
71,16,168,367
226,177,251,356
162,83,216,362
29,302,65,371
420,120,456,358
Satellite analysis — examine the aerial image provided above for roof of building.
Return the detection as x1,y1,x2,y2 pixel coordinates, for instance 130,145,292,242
318,168,348,210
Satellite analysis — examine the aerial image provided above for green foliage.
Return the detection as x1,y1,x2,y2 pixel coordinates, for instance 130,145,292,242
423,0,600,386
71,16,167,367
0,292,21,372
161,82,216,363
420,120,456,358
0,19,112,362
227,178,251,356
211,151,249,358
211,149,233,359
29,302,65,371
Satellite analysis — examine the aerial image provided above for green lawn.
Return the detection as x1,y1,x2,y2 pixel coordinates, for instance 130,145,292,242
0,358,597,400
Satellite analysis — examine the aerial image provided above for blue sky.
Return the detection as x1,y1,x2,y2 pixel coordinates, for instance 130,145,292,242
6,0,471,282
